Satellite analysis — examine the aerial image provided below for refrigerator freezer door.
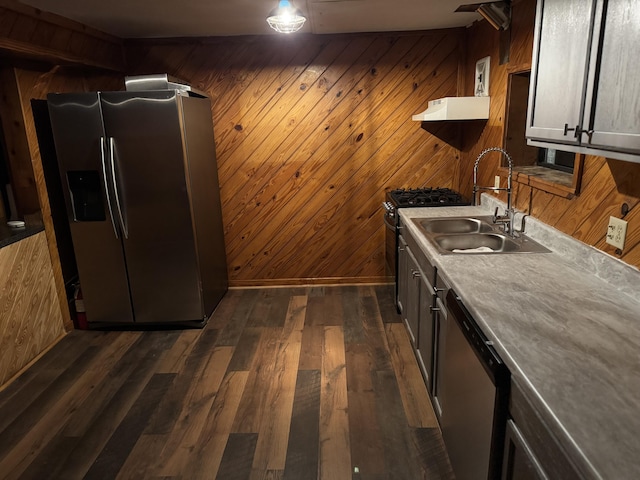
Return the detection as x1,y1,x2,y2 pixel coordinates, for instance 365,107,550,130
100,91,203,323
47,93,134,323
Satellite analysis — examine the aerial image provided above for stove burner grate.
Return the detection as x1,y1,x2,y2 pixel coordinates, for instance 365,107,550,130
389,188,468,207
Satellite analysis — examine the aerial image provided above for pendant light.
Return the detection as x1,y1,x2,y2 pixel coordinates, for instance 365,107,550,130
267,0,307,33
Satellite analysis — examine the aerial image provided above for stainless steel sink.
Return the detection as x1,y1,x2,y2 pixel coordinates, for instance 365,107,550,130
411,217,551,254
416,216,495,234
434,233,520,253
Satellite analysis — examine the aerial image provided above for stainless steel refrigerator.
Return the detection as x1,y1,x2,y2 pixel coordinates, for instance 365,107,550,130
47,84,227,327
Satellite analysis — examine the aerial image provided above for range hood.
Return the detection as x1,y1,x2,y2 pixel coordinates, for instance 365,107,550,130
412,96,490,121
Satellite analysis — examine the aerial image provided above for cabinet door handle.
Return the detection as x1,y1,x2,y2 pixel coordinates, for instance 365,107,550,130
579,128,595,143
563,123,580,137
412,270,420,278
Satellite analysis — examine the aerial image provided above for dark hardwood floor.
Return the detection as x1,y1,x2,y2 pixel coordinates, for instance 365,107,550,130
0,285,454,479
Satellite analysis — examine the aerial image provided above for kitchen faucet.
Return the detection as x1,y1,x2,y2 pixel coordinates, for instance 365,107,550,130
472,147,515,235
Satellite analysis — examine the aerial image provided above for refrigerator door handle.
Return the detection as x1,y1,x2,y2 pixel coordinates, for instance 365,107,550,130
100,136,119,239
109,137,129,239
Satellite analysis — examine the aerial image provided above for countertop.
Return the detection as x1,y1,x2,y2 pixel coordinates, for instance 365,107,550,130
399,197,640,480
0,222,45,249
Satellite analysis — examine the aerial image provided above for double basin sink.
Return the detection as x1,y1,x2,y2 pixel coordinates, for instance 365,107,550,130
413,216,550,255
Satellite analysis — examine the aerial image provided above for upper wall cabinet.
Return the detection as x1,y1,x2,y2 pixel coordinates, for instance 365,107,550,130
526,0,640,163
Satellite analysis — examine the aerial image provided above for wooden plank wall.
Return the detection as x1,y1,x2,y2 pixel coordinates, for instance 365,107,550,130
0,0,124,71
126,31,464,285
0,231,65,388
460,0,640,270
0,68,42,217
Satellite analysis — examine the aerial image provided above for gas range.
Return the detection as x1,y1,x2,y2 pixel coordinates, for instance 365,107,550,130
387,187,468,208
382,187,468,308
383,188,469,226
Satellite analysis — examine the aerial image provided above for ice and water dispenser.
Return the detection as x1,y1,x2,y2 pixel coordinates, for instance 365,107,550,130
66,171,106,222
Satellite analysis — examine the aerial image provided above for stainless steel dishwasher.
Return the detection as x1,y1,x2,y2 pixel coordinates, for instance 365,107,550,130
440,289,510,480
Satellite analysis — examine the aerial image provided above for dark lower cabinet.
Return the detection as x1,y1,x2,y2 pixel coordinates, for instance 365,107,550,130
504,381,582,480
404,246,421,346
416,271,435,393
398,235,420,346
398,235,408,317
502,420,547,480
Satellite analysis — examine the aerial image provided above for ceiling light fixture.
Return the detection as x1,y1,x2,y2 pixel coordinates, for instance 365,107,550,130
267,0,307,34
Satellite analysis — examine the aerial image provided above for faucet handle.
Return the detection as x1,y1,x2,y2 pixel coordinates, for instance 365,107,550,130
513,214,528,236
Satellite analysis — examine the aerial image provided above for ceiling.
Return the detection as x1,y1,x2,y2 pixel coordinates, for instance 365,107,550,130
18,0,482,38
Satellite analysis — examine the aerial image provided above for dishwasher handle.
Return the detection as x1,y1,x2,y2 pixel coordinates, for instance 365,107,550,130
446,289,509,386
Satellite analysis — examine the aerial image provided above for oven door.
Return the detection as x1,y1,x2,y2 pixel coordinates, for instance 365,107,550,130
383,205,396,278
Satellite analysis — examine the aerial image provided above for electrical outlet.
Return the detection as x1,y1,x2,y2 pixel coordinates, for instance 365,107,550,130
606,216,628,250
494,175,500,189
